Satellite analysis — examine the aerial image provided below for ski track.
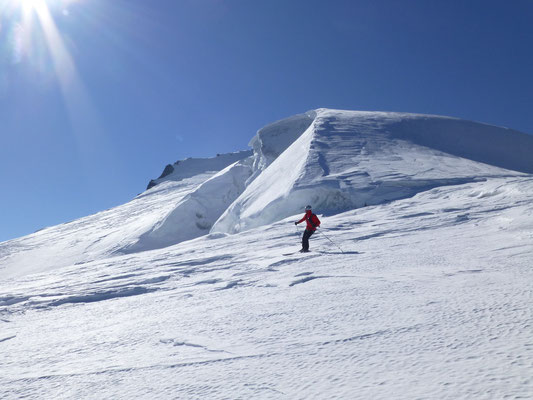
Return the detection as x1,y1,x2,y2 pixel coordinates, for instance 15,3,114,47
1,178,533,399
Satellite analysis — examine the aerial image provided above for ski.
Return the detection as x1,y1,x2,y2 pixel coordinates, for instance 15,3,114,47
283,250,312,256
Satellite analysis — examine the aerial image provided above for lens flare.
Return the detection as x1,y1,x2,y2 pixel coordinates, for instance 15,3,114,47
20,0,40,8
9,0,41,14
0,0,110,169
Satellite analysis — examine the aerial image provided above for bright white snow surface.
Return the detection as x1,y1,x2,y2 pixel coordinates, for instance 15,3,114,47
212,109,531,233
1,109,533,399
147,150,253,189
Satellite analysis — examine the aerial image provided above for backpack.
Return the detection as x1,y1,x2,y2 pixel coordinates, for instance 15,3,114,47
307,213,320,228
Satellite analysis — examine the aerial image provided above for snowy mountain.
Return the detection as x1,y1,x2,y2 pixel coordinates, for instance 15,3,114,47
213,109,531,234
1,109,533,399
146,150,252,190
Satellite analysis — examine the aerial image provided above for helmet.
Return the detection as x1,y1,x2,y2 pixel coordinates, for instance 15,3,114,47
305,205,312,211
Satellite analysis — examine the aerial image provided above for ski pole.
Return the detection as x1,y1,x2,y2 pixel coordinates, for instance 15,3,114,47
317,229,345,254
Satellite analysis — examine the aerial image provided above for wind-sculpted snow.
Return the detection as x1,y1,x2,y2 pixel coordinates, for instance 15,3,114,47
248,111,316,175
213,109,528,234
147,150,253,189
0,159,251,276
387,115,533,173
1,177,532,399
119,159,253,254
0,173,216,278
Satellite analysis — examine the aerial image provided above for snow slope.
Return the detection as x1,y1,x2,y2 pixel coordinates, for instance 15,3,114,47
212,109,531,234
0,156,252,278
0,174,213,279
2,109,533,278
1,176,532,399
146,150,252,189
1,108,533,398
248,111,316,175
119,159,253,254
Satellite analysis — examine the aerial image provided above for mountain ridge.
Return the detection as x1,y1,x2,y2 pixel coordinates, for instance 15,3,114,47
211,109,530,234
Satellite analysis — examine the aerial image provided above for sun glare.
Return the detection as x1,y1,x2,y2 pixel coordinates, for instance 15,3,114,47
1,0,95,140
2,0,80,83
15,0,41,12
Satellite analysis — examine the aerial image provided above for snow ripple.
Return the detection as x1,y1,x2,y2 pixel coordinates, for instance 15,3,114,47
46,286,157,307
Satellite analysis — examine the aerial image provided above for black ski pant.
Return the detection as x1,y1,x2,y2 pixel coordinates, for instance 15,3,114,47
302,229,315,251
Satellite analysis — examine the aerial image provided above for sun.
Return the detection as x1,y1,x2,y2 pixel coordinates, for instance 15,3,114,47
17,0,41,8
2,0,85,101
7,0,43,14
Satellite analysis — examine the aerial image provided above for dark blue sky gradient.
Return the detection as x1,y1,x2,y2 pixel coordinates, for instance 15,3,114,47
1,0,532,241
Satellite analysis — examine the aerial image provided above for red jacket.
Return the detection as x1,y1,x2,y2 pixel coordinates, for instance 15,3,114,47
297,210,321,231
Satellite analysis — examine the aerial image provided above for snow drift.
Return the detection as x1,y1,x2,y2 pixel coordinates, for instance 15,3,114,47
120,159,253,254
248,111,316,177
0,153,253,277
146,150,252,190
212,109,532,234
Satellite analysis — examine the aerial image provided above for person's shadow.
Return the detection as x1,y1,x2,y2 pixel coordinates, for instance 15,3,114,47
318,251,362,255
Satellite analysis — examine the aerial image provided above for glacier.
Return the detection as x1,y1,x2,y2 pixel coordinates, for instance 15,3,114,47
1,109,533,399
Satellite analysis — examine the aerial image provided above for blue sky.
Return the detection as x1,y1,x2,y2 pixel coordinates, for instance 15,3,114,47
1,0,532,242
